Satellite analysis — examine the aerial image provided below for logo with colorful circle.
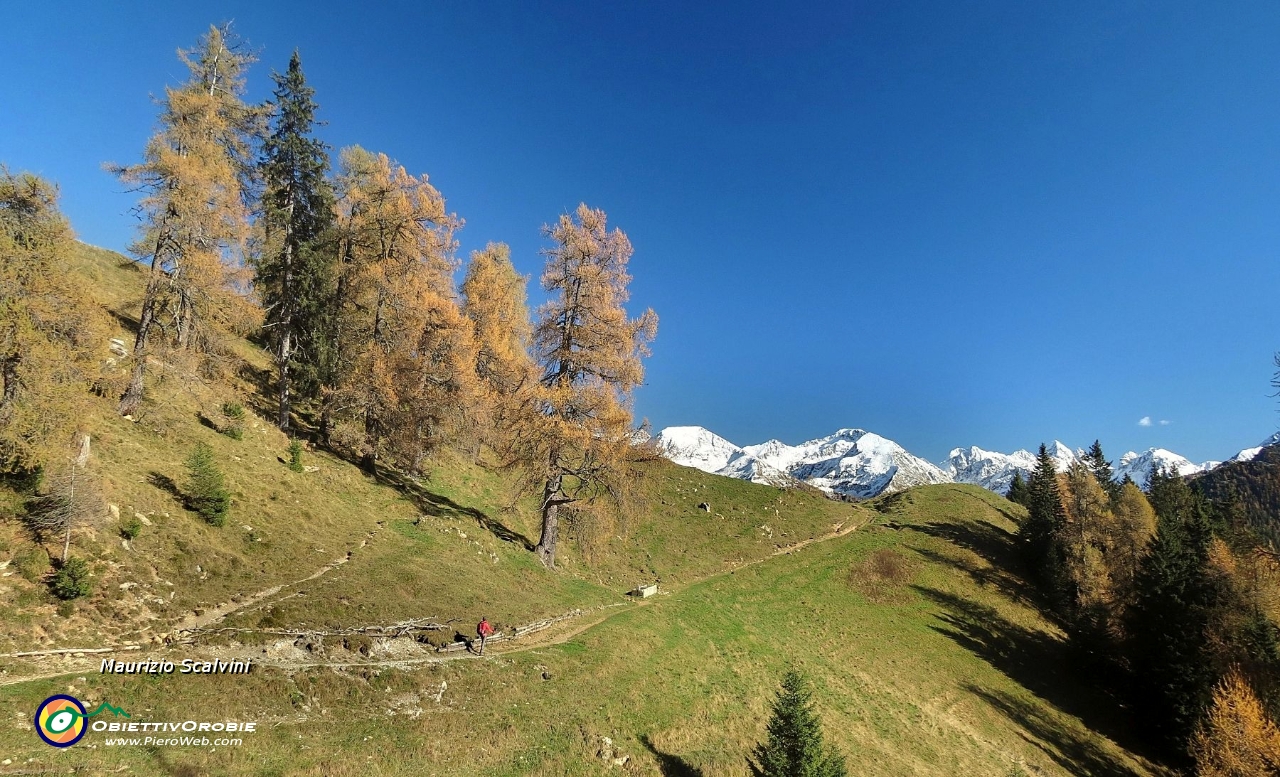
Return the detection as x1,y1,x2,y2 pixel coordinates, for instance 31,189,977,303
34,695,130,748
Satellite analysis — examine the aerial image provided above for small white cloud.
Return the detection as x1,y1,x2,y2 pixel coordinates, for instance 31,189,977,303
1138,416,1153,427
1159,420,1171,426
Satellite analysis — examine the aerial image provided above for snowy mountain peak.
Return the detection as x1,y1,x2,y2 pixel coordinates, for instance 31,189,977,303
944,446,1038,494
1230,432,1280,463
653,426,794,487
657,424,1267,500
653,426,744,473
664,425,950,499
1114,448,1205,486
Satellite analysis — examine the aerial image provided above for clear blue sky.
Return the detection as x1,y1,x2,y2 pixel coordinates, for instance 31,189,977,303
5,1,1280,464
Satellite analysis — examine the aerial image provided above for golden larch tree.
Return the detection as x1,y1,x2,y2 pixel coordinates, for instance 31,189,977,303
1109,481,1158,612
323,147,475,472
517,203,657,568
112,24,263,416
1058,464,1116,625
1192,666,1280,776
0,169,108,469
460,242,533,447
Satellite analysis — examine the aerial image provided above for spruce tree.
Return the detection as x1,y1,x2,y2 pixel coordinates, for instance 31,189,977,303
1006,471,1030,506
1127,482,1220,753
185,442,230,526
1021,443,1066,593
1084,439,1119,500
749,671,848,777
257,50,336,430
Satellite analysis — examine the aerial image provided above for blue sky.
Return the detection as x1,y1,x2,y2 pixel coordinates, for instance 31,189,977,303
5,1,1280,463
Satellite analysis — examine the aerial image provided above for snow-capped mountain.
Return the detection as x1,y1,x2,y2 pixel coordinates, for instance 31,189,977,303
652,426,794,487
1229,432,1280,463
657,426,949,498
945,446,1039,493
655,424,1266,499
746,429,951,498
1113,449,1216,486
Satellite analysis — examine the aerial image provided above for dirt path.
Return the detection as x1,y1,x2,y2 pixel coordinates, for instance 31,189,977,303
0,512,875,686
203,512,878,672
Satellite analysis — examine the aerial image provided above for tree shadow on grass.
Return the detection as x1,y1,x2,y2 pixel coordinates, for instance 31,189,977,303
372,468,535,550
967,685,1143,777
147,471,182,503
106,308,139,338
639,735,705,777
914,585,1154,771
904,514,1052,615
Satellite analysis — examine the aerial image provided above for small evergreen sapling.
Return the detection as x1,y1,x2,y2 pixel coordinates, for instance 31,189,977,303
287,438,304,472
749,670,848,777
52,557,93,600
185,442,230,526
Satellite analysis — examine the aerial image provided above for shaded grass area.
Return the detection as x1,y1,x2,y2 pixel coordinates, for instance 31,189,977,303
0,486,1165,776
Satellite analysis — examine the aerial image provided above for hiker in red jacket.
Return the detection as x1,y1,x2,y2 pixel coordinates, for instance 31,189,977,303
476,617,495,655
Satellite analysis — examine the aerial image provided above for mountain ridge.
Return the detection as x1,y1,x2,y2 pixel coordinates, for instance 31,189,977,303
655,425,1277,497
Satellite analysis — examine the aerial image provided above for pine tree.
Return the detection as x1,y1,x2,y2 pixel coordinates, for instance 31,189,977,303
1127,480,1221,752
1147,463,1198,524
185,442,230,526
256,50,336,430
1083,439,1119,499
1021,443,1066,593
513,204,657,568
1006,471,1030,506
113,24,264,416
0,170,108,469
748,670,848,777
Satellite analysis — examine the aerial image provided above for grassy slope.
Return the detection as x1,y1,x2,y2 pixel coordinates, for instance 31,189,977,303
0,247,1163,776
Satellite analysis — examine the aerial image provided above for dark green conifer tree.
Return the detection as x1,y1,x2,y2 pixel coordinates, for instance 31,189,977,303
185,442,230,526
1083,439,1119,500
257,50,335,430
1021,443,1066,595
1006,471,1030,506
1127,469,1221,754
749,671,847,777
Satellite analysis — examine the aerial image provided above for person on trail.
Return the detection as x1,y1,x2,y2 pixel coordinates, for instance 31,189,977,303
476,617,495,655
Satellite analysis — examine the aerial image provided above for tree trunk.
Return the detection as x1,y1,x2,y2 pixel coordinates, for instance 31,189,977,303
119,238,168,416
535,473,563,569
61,465,75,563
0,353,20,426
176,288,194,350
275,206,296,431
277,328,292,430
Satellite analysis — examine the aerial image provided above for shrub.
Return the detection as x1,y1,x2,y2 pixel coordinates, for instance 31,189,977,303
185,442,230,526
120,516,143,540
287,439,304,473
51,557,93,600
220,402,246,440
13,544,50,583
56,600,76,618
